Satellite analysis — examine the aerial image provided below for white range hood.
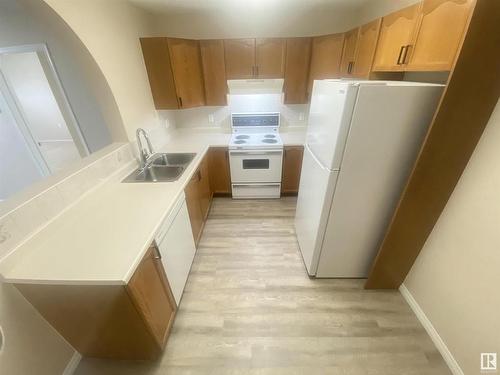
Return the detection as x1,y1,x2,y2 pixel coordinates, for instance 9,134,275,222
227,79,284,95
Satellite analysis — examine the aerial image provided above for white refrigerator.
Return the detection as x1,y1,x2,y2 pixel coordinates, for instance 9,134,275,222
295,80,443,277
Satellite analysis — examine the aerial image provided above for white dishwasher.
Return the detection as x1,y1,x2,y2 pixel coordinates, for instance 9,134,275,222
155,192,196,306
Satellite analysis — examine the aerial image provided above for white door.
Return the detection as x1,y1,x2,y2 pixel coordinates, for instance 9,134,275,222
306,80,358,170
294,145,339,275
157,199,197,305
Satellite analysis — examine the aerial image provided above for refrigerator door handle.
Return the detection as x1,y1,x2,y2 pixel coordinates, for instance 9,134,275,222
305,144,339,173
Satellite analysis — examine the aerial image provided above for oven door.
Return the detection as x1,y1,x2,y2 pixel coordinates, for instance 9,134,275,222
229,149,283,183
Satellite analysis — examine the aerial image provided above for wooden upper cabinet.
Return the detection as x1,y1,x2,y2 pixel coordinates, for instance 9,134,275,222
255,38,286,78
340,28,359,76
308,33,345,97
283,38,311,104
127,246,176,348
224,39,256,79
140,38,179,109
200,40,227,106
372,3,421,71
406,0,475,71
167,38,206,109
352,19,382,78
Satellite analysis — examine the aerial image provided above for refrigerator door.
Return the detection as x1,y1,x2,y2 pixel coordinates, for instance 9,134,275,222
315,82,443,277
295,145,339,275
306,80,359,170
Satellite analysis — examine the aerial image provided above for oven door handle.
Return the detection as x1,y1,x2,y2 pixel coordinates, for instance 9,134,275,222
230,150,283,156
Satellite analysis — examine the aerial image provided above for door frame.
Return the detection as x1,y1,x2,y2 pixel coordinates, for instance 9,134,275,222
0,43,90,158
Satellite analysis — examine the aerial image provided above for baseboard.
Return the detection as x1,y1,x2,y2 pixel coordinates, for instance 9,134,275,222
62,350,81,375
399,284,464,375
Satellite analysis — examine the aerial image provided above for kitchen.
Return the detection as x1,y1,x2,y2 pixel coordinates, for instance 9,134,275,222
0,1,498,375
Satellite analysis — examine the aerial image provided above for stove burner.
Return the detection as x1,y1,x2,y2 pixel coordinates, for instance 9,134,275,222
264,134,276,138
236,135,250,139
234,140,247,144
262,139,278,144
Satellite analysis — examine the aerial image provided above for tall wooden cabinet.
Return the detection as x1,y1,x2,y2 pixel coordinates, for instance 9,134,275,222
141,37,205,109
255,38,286,78
352,19,382,78
406,0,475,71
307,33,345,97
340,28,359,76
224,39,256,79
200,40,227,106
283,38,312,104
224,38,286,79
372,4,421,71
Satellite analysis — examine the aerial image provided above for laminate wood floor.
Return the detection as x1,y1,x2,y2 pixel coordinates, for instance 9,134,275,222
75,197,451,375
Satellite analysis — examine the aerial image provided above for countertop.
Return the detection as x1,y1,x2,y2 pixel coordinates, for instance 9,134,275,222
0,128,306,285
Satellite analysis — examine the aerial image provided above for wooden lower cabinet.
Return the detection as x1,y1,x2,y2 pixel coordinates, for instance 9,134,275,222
14,245,176,360
208,147,231,195
281,146,304,195
184,153,215,245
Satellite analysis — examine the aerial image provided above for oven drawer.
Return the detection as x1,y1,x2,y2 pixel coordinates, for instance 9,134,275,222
232,183,281,199
229,150,283,183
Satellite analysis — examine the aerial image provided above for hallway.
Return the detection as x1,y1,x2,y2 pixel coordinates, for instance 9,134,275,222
76,198,450,375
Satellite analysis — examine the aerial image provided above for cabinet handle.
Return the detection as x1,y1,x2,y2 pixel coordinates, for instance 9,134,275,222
197,170,202,182
178,96,183,108
153,246,162,260
402,44,411,65
256,65,259,77
251,66,255,77
397,46,405,65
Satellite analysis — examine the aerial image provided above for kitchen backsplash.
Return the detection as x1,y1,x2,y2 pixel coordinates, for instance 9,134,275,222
160,94,309,130
0,143,135,262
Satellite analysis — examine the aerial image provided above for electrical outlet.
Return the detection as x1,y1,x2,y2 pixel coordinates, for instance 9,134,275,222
208,114,215,124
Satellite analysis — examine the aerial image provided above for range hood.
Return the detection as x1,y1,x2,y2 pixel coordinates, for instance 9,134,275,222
227,79,284,95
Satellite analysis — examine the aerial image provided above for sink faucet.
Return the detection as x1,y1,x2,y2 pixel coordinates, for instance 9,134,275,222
136,128,154,168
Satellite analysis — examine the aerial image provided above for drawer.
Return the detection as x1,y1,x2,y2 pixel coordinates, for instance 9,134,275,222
231,183,281,199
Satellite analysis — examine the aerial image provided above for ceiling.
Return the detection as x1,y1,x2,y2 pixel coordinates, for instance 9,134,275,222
129,0,371,15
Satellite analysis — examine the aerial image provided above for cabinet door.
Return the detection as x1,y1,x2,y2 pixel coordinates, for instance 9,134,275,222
283,38,311,104
255,38,286,78
208,147,231,195
307,33,345,97
140,38,179,110
198,156,212,220
282,146,304,195
184,171,204,244
353,19,382,78
340,28,359,76
407,0,474,71
372,3,421,71
127,246,176,348
200,40,227,106
167,38,205,109
224,39,256,79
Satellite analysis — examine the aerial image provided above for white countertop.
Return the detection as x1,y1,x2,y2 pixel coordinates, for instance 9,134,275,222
0,128,306,285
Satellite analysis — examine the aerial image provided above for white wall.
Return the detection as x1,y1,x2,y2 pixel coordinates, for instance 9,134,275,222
404,99,500,375
44,0,173,149
0,89,43,200
150,5,359,39
355,0,421,24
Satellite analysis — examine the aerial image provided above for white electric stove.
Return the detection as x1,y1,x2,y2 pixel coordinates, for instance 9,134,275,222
228,113,283,199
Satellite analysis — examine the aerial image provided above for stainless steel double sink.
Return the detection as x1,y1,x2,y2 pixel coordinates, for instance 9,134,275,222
122,153,196,183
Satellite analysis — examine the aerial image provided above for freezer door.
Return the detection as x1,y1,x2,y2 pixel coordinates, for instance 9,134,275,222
306,80,358,170
294,146,339,275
